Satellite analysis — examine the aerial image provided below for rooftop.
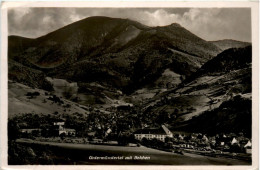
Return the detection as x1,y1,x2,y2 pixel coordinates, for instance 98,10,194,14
134,125,172,135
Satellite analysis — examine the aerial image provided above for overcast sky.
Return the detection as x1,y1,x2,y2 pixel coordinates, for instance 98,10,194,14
8,8,251,42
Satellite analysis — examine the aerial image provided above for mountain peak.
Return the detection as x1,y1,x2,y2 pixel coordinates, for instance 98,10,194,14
169,23,182,27
84,16,120,21
165,22,182,28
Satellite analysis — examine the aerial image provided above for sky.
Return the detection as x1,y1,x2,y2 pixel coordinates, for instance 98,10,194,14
8,8,251,42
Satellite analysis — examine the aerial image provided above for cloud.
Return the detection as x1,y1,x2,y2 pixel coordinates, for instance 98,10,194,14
8,8,251,42
134,8,251,42
138,9,181,26
179,8,251,42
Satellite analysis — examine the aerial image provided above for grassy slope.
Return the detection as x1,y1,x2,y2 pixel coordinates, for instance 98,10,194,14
8,81,89,117
210,39,251,51
141,46,251,133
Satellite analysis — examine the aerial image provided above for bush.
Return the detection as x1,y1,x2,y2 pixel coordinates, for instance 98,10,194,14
117,134,132,146
64,104,71,108
48,95,64,104
60,133,66,140
88,136,93,141
8,120,20,140
26,91,40,98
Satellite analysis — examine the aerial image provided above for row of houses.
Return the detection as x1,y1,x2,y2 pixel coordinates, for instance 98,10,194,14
133,125,252,153
19,122,252,154
20,121,76,137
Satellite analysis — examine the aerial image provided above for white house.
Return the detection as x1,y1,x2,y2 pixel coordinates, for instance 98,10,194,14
244,140,252,154
231,137,239,145
53,121,76,136
244,140,252,148
134,125,173,142
20,128,42,134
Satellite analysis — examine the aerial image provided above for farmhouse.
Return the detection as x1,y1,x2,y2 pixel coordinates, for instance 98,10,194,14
244,140,252,154
53,121,76,136
134,125,173,142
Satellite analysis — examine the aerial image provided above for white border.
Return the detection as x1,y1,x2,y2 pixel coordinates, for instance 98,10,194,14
1,1,259,170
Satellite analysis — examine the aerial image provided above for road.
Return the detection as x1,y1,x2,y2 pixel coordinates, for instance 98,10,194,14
16,139,251,165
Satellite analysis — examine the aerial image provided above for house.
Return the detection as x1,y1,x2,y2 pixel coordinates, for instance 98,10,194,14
208,136,216,146
244,140,252,154
20,128,42,135
161,125,173,137
53,121,76,136
179,143,195,149
134,125,173,142
216,134,231,146
231,137,239,145
174,133,185,140
87,131,96,137
202,135,209,142
191,133,198,139
244,140,252,148
105,128,112,136
58,128,76,136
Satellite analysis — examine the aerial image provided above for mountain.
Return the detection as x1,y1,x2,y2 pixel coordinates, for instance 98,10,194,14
185,45,252,82
175,95,252,136
8,36,34,59
210,39,251,51
8,16,252,136
8,60,53,91
8,16,221,94
140,46,251,135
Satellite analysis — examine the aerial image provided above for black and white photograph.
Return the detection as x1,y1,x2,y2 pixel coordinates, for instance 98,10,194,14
0,1,259,169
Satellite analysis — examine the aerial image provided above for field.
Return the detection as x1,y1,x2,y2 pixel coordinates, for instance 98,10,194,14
13,139,251,165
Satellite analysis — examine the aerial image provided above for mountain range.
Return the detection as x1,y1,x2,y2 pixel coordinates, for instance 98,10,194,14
8,16,252,135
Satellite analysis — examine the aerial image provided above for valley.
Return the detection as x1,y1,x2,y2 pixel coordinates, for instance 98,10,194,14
7,16,252,165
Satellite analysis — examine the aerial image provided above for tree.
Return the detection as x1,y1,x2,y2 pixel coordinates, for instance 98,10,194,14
31,130,40,137
117,134,130,146
156,111,170,124
8,120,20,140
60,133,66,140
165,136,171,143
230,144,242,153
88,135,94,141
26,92,40,99
151,138,159,148
141,137,148,146
41,128,49,138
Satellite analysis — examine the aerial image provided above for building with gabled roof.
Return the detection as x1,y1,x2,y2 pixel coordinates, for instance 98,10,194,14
231,137,239,145
53,121,76,136
244,140,252,148
244,140,252,154
20,128,42,135
134,125,173,142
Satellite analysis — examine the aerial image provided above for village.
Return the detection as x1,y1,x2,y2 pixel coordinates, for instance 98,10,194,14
16,118,252,161
8,89,251,162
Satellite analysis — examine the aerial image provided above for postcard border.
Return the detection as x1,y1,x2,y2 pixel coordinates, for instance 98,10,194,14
1,1,259,170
